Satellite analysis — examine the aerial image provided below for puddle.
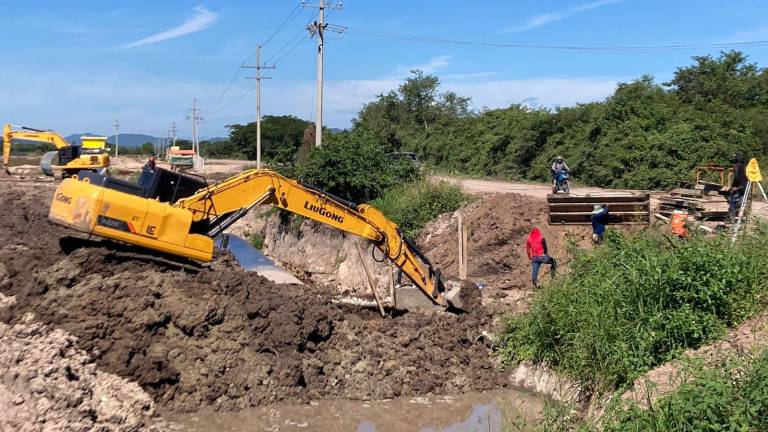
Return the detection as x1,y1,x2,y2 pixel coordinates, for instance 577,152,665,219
163,389,543,432
217,234,303,284
216,234,275,270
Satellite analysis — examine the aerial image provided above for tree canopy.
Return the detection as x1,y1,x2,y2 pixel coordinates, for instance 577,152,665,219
349,51,768,190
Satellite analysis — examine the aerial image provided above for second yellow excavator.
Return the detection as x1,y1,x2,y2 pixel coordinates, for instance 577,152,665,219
3,123,110,177
48,167,462,309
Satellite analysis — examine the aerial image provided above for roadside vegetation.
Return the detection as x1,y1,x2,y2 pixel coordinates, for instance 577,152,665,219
372,179,470,237
537,349,768,432
351,51,768,190
498,226,768,395
601,348,768,431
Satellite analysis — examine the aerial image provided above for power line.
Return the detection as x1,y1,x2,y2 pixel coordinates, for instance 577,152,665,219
209,67,244,110
207,5,302,112
343,26,768,52
262,3,303,47
208,80,256,114
273,35,311,65
264,9,319,64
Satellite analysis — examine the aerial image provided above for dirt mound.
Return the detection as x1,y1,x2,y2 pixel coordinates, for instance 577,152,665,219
419,193,591,312
3,247,504,412
0,320,159,431
0,178,506,412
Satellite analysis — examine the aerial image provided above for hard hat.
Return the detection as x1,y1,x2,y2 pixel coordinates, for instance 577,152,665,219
556,156,563,160
592,204,602,213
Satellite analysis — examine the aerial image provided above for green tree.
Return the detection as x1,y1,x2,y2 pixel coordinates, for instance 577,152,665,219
298,130,419,203
227,115,311,163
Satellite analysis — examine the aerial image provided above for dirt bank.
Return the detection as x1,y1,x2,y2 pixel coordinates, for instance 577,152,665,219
0,177,507,413
419,193,592,313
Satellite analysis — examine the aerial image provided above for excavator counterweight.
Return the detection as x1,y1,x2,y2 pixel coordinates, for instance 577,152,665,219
48,167,457,309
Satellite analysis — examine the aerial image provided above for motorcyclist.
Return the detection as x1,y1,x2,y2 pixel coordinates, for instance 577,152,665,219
551,156,570,188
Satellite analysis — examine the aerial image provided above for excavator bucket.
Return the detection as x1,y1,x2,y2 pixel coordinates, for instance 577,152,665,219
547,192,651,225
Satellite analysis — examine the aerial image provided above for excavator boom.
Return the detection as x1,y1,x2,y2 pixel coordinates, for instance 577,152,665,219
48,168,451,308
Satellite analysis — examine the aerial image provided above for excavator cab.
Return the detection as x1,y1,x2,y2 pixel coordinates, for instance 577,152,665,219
76,167,208,204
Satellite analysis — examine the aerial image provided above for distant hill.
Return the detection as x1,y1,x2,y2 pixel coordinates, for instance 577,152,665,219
65,133,102,145
66,133,227,147
106,134,163,148
65,133,167,147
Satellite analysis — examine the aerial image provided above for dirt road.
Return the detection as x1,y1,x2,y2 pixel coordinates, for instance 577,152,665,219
435,175,622,199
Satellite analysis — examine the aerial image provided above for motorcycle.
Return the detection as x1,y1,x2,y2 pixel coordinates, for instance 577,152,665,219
552,171,570,194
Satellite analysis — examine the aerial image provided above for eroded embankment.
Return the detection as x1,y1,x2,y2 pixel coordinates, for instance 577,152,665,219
0,180,506,413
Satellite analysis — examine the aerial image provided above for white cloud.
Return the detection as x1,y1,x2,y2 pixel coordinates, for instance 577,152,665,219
120,6,218,49
720,26,768,43
0,58,622,137
503,0,622,32
395,55,452,75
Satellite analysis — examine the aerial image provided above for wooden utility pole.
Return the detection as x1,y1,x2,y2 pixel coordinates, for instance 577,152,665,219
243,45,274,169
458,213,468,280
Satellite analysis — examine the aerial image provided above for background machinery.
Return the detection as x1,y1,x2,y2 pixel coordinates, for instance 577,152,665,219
48,167,462,310
2,123,110,177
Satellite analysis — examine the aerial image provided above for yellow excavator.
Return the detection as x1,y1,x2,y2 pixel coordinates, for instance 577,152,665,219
3,123,110,177
48,167,461,309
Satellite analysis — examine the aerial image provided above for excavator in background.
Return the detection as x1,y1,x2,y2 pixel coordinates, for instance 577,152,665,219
48,167,462,310
3,123,110,177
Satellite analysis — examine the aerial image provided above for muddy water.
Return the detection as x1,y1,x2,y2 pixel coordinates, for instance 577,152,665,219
164,389,544,432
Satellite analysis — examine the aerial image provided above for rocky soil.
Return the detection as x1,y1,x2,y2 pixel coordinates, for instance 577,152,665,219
0,319,160,431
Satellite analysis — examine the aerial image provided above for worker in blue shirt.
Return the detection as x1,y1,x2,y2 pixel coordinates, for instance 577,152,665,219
591,204,609,244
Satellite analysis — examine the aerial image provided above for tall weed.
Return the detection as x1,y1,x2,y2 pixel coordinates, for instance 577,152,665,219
499,225,768,391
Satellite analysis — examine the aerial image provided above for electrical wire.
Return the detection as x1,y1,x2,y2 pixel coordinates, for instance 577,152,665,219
343,26,768,52
206,4,305,112
262,3,303,47
264,9,318,64
273,35,311,66
208,80,256,114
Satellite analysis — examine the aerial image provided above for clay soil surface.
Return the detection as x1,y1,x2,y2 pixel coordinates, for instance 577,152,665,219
0,176,507,415
419,193,593,314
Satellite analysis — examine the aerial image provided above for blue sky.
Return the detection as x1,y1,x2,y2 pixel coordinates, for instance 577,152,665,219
2,0,768,138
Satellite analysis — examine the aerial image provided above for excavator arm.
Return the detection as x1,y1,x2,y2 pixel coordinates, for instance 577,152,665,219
174,169,448,307
48,168,453,308
3,123,70,165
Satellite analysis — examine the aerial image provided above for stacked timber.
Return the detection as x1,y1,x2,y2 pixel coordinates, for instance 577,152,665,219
547,193,651,225
657,185,729,221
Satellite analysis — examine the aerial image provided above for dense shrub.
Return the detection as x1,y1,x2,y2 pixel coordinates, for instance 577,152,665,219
371,180,470,237
298,131,419,204
498,226,768,392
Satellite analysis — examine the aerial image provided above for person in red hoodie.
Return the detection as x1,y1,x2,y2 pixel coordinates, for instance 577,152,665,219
526,226,557,287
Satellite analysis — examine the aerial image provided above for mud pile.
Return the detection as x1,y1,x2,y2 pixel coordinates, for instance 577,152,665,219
0,320,159,431
419,194,591,311
0,179,506,413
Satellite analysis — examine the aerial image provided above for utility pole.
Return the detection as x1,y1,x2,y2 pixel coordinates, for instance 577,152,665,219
305,0,344,147
187,98,202,156
243,45,274,169
113,119,120,158
170,121,177,147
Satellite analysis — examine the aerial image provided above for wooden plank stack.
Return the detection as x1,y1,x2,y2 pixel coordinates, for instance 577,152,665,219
657,184,729,221
547,193,651,225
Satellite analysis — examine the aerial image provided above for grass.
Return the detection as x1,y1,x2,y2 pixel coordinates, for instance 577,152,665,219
371,179,471,237
248,232,265,250
601,348,768,431
498,225,768,393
